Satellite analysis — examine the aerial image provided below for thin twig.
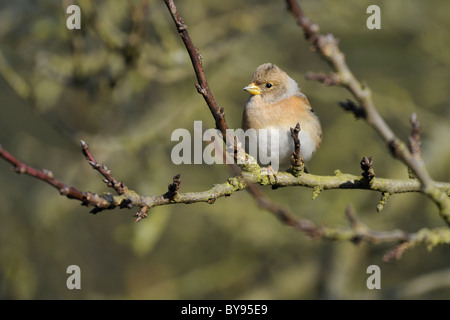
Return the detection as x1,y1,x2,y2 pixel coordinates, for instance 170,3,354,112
0,144,113,211
80,140,128,195
163,0,229,139
408,112,422,158
290,123,304,173
164,173,181,201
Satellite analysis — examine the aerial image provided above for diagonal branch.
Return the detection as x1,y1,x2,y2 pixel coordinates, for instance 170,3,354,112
163,0,228,138
224,155,440,261
81,140,128,195
163,0,253,170
285,0,450,225
0,144,113,211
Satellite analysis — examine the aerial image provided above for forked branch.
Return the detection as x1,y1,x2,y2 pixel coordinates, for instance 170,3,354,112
285,0,450,225
0,0,449,260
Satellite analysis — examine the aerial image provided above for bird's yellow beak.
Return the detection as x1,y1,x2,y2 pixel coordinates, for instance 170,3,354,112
243,83,261,95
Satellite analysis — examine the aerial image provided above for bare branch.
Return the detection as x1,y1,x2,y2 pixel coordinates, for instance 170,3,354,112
2,142,448,212
0,0,448,262
305,71,341,86
289,123,304,174
80,140,128,195
285,0,450,225
162,0,255,171
163,0,229,139
242,184,450,260
0,144,114,212
383,227,450,262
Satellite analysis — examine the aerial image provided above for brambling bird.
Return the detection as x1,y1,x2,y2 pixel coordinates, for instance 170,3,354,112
242,63,322,171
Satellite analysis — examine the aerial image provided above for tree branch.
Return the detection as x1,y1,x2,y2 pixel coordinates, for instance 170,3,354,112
80,140,128,195
163,0,256,170
0,0,449,260
163,0,228,138
2,142,448,210
285,0,450,225
0,144,114,211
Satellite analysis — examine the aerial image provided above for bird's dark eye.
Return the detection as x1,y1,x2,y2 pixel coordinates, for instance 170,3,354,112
266,83,273,88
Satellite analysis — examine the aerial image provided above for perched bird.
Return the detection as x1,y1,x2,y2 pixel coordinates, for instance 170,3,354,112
242,63,322,171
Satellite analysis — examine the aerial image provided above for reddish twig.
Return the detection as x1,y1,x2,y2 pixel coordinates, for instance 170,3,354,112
286,0,320,43
163,0,229,139
243,170,322,238
80,140,128,195
244,178,423,260
163,0,251,167
382,242,412,262
0,144,114,212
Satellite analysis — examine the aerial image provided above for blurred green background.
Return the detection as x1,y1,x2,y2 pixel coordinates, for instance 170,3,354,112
0,0,449,299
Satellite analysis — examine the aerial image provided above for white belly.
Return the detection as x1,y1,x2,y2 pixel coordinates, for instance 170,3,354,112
248,127,316,171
